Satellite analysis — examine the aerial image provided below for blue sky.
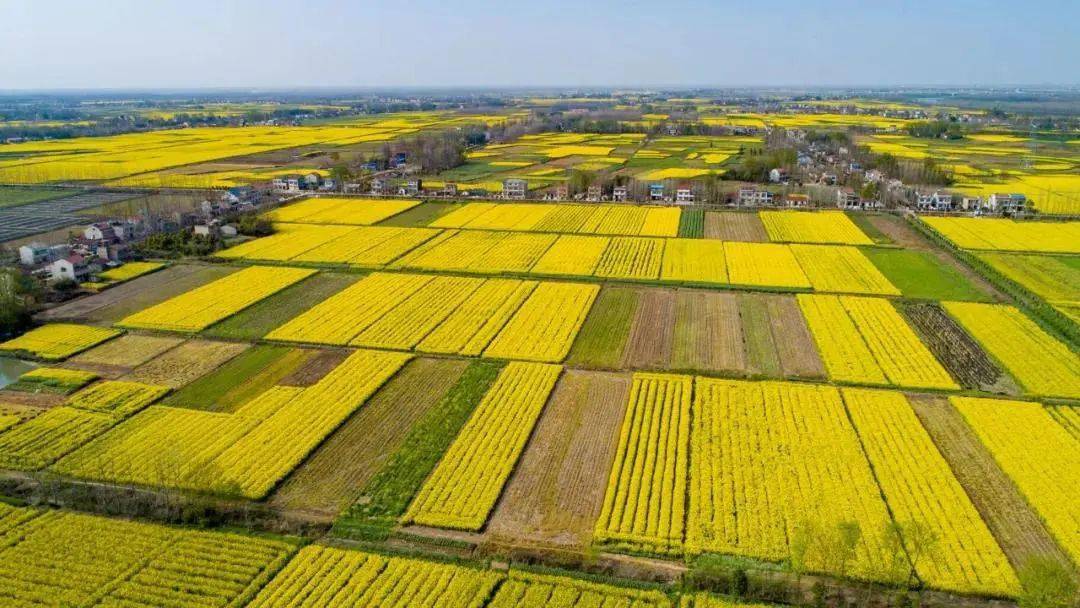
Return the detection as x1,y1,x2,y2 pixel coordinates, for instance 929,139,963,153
2,0,1077,89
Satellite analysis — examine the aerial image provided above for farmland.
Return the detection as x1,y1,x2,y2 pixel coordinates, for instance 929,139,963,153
2,194,1080,606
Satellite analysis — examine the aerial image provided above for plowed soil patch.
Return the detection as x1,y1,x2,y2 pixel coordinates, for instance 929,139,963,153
671,290,745,373
621,290,675,369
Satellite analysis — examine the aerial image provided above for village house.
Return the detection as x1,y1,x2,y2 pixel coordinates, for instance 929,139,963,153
503,178,527,200
612,185,628,202
836,189,861,209
442,182,458,197
986,193,1027,214
399,179,422,196
916,191,954,212
675,186,694,204
785,193,811,208
768,168,789,184
649,183,665,201
960,196,983,212
48,253,95,283
739,187,774,207
586,185,602,202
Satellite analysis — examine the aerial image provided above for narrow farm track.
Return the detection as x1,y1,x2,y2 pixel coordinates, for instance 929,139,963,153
269,358,468,515
486,370,630,548
908,394,1076,574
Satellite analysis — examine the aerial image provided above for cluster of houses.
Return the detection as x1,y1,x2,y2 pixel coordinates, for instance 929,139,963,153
15,187,260,286
19,220,139,283
913,191,1027,214
271,173,337,194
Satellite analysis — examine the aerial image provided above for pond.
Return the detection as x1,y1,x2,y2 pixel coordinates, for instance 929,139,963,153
0,357,37,389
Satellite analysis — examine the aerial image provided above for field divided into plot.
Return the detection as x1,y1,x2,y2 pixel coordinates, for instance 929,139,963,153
585,375,1023,594
952,397,1080,566
760,210,873,245
54,348,410,499
0,506,298,608
799,294,957,389
0,380,169,470
117,265,316,332
266,271,595,363
404,362,561,530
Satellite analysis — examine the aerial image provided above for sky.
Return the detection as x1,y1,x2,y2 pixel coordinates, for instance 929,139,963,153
2,0,1077,90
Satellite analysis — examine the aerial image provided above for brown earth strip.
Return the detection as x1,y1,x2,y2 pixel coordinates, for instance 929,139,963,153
37,264,236,324
671,290,745,373
621,289,675,369
703,212,768,242
739,293,783,378
908,394,1075,574
902,302,1018,395
486,370,631,548
765,294,826,379
122,339,249,389
270,358,469,516
279,349,351,386
863,215,1005,302
0,390,66,410
59,361,130,379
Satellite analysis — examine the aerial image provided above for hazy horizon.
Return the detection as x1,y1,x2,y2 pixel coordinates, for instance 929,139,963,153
3,0,1078,90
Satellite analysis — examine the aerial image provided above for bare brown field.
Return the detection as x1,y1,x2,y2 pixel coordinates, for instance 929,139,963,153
704,212,767,241
902,302,1017,394
279,349,350,386
0,390,65,410
269,358,469,515
671,290,745,373
122,339,248,389
739,293,783,377
68,334,183,371
909,395,1074,573
621,290,675,369
38,264,236,324
765,294,826,379
487,370,630,548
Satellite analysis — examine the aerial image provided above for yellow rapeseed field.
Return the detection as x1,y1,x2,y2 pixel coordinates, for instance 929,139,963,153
843,388,1018,596
687,378,893,580
944,302,1080,398
248,546,502,608
416,279,538,356
799,295,955,389
118,266,315,332
660,239,728,285
791,245,900,296
761,210,873,245
922,217,1080,254
952,397,1080,565
596,373,692,555
265,197,420,225
483,282,599,362
0,324,121,361
593,237,665,280
723,242,811,289
530,235,611,276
